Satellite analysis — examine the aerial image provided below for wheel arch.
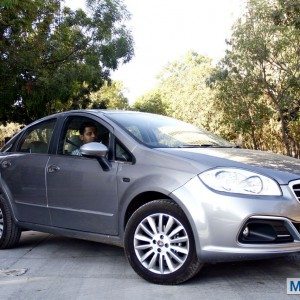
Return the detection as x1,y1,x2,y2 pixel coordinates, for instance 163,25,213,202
123,191,173,230
121,188,203,260
122,190,200,253
0,179,18,223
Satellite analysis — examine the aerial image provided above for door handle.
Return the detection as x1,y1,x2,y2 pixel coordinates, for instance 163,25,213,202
1,160,11,169
47,164,60,173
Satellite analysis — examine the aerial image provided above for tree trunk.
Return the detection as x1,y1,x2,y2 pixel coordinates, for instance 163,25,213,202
278,110,292,156
250,124,258,150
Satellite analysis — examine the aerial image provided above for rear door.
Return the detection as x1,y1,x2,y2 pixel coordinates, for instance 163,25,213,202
0,119,56,225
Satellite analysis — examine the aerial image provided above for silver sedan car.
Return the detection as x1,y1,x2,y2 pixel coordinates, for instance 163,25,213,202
1,110,300,284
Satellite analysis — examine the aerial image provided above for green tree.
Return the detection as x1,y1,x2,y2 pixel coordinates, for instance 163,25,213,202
89,80,128,109
158,52,217,131
132,89,168,115
209,67,274,150
1,0,19,8
271,0,300,29
211,0,300,156
132,52,218,133
0,0,133,124
0,122,22,147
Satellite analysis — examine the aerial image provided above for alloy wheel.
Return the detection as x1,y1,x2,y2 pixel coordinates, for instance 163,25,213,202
133,213,189,274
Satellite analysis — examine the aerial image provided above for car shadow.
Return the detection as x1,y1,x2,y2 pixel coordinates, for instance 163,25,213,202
189,254,300,285
17,231,300,284
18,230,124,254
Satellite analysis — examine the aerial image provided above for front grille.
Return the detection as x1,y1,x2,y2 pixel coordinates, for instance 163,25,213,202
290,182,300,202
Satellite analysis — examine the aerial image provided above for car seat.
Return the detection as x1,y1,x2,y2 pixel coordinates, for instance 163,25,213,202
65,135,82,153
28,141,48,153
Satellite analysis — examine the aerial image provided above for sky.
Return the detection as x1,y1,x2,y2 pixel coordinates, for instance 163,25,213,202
65,0,246,103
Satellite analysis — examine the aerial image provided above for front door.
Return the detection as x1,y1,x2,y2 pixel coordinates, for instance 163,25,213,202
46,155,118,235
46,116,119,235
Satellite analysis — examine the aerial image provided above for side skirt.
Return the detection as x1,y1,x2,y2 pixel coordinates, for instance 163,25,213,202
17,221,124,248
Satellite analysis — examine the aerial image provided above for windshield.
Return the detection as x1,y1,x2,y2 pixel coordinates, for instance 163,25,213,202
106,112,234,148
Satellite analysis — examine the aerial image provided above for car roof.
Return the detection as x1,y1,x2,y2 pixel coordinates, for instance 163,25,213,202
44,109,149,119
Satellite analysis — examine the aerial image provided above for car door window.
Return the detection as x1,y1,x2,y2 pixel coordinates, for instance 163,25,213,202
59,116,110,155
18,119,56,154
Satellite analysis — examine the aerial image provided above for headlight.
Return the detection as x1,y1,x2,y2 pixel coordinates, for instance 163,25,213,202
199,168,281,196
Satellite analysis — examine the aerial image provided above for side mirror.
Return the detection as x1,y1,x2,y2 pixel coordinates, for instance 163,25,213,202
80,142,108,158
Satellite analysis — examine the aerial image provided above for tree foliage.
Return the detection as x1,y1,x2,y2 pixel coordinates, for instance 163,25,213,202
133,52,217,131
133,1,300,157
210,0,300,156
0,0,133,124
158,52,216,130
89,80,128,109
132,89,168,115
0,122,22,147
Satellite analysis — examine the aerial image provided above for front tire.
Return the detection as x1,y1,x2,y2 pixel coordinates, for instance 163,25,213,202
124,200,203,284
0,196,21,249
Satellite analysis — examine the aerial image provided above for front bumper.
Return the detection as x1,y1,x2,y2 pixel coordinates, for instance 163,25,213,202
171,176,300,262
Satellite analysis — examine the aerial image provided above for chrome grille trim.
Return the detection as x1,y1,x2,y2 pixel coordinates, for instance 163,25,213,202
288,179,300,203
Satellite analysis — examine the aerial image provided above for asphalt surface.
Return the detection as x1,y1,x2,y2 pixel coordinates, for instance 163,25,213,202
0,231,300,300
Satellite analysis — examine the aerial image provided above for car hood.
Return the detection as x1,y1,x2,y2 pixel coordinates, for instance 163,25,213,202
157,147,300,184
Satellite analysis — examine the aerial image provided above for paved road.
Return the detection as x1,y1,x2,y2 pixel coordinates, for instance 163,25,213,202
0,231,300,300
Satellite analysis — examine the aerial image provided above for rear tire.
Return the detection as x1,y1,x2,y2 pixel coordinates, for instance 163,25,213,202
124,199,203,284
0,196,21,249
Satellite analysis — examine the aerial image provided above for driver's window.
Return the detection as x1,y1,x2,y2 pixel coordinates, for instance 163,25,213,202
59,117,110,156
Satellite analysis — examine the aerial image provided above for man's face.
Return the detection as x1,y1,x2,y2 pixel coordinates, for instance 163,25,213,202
80,126,97,144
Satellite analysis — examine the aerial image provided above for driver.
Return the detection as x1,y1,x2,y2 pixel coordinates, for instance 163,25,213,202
71,122,98,156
